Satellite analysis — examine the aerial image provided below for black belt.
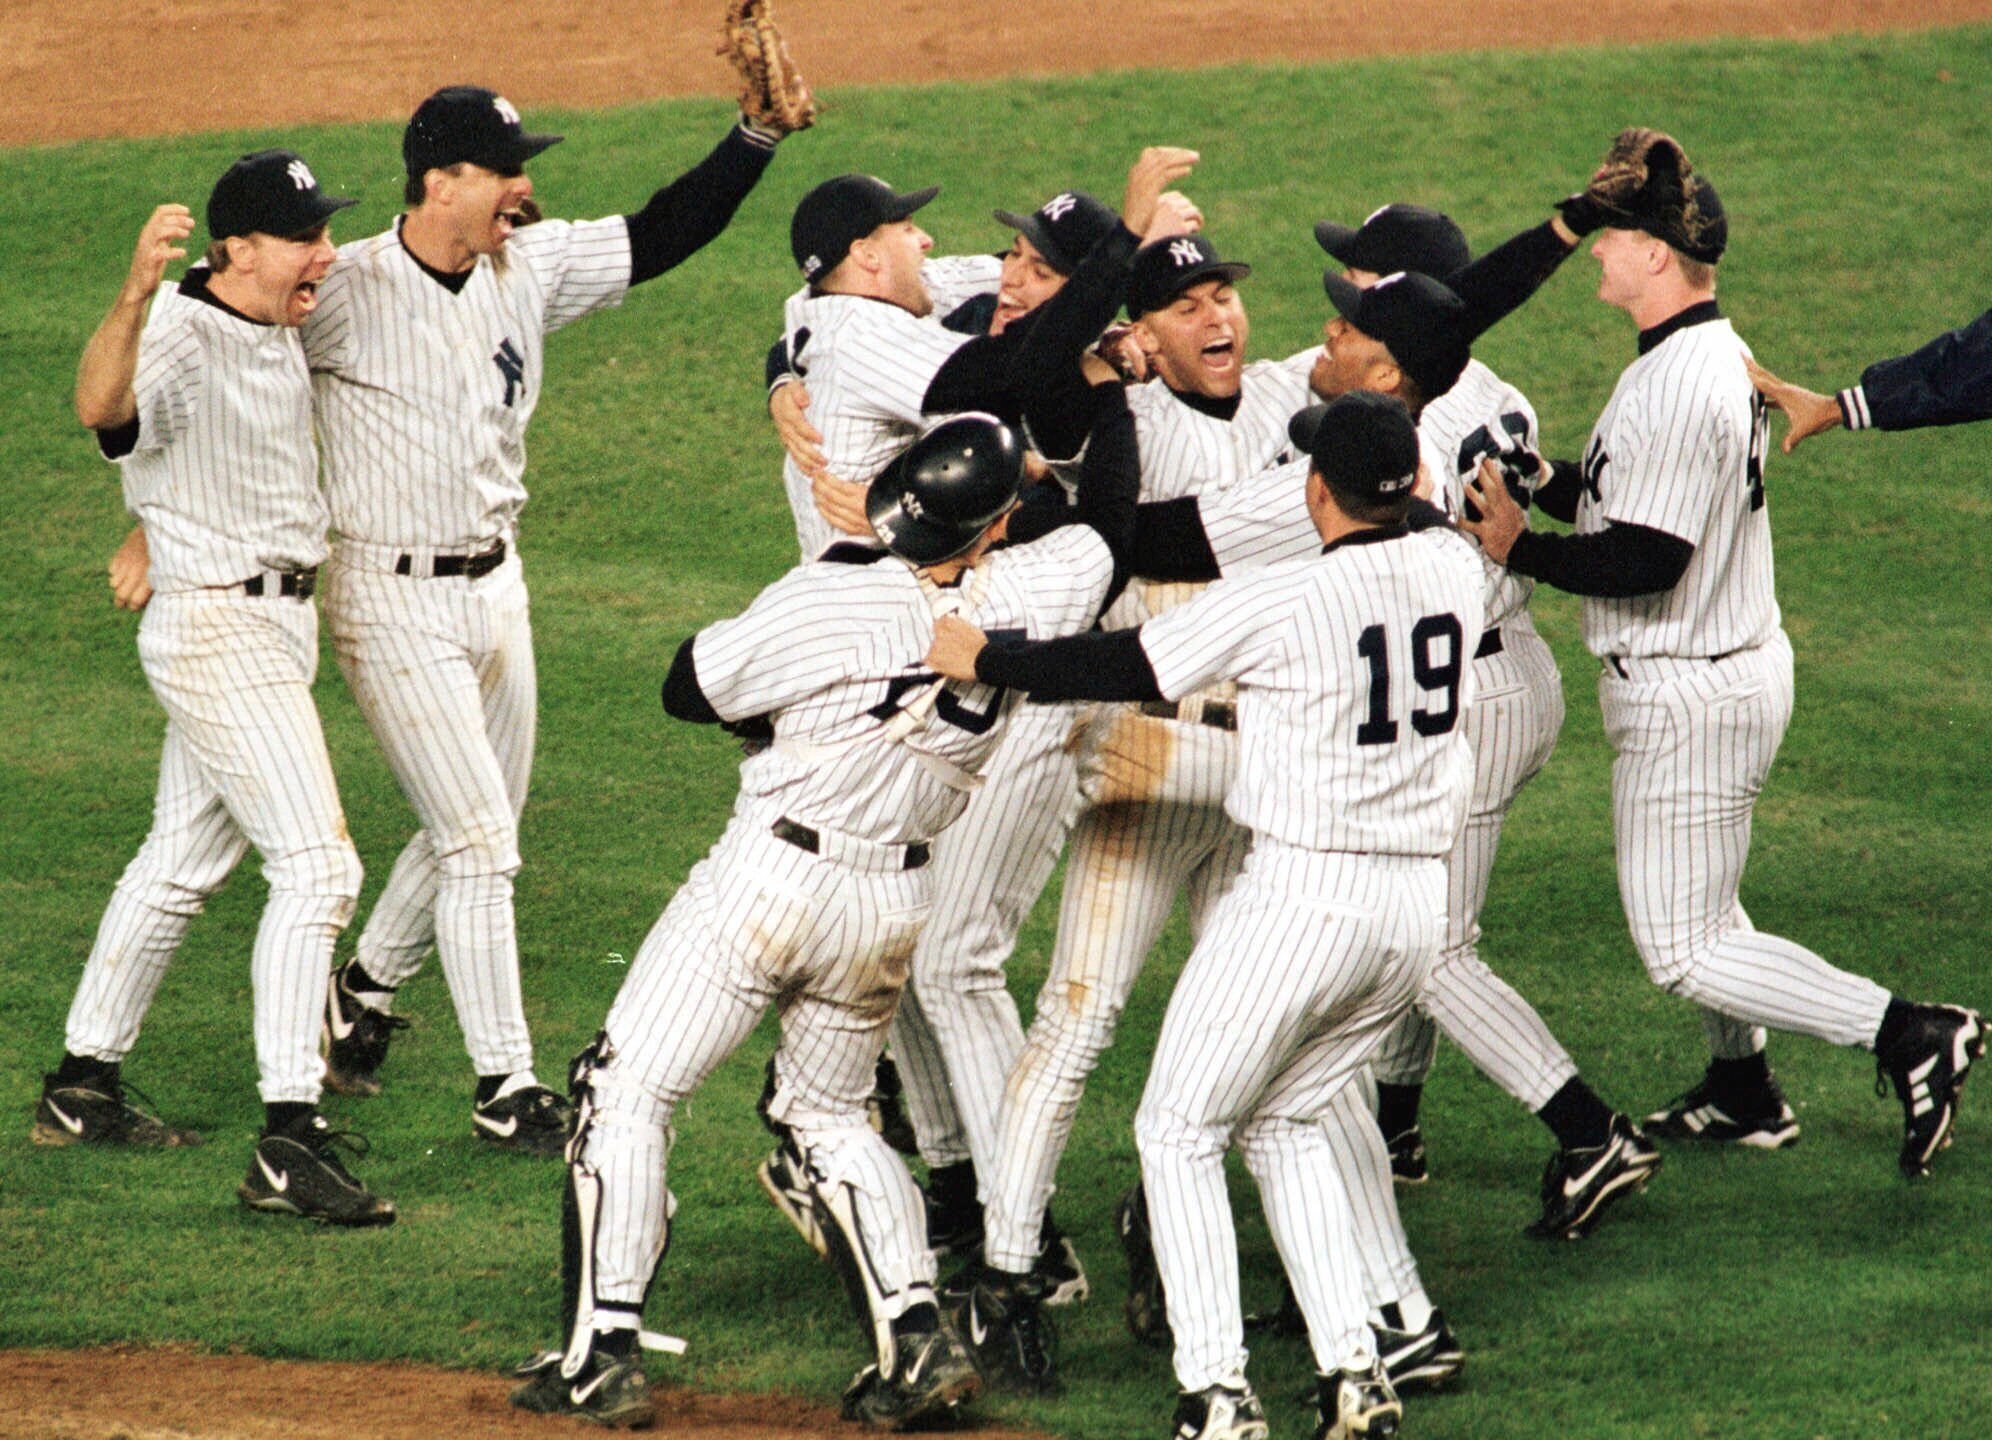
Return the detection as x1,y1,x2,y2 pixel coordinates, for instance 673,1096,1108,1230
396,539,507,579
1137,698,1238,732
772,816,930,871
242,568,317,599
1474,627,1503,660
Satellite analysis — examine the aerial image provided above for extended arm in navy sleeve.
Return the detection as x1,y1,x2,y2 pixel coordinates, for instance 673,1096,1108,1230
1847,308,1992,432
1447,220,1577,341
974,627,1164,703
625,126,777,287
1505,522,1693,597
1008,382,1142,603
1531,459,1585,523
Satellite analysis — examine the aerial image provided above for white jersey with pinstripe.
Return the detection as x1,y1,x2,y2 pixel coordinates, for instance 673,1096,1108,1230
1130,524,1483,1391
66,269,360,1107
1582,312,1890,1061
304,214,631,1079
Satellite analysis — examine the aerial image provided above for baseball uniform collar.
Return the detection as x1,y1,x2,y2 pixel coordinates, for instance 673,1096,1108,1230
178,266,272,327
1162,383,1242,422
1320,522,1411,556
1637,299,1722,356
395,215,476,295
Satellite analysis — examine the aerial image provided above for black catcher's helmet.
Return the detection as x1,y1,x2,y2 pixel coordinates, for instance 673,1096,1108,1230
866,413,1024,564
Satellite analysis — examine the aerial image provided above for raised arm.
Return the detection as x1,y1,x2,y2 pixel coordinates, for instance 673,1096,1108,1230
76,204,192,430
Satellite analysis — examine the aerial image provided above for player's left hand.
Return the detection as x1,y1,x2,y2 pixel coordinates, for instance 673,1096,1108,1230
925,615,988,681
109,524,151,611
812,473,872,536
1461,456,1528,563
1122,147,1200,239
1744,356,1841,454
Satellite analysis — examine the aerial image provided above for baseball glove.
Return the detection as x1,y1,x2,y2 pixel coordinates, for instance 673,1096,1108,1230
1557,127,1691,236
718,0,819,136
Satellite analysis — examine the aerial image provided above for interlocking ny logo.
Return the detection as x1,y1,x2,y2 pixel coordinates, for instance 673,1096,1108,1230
286,159,316,192
494,95,522,127
494,338,525,407
1168,237,1201,267
1042,193,1078,221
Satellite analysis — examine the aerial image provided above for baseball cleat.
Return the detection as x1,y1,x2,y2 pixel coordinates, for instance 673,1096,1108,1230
1383,1125,1428,1186
32,1071,202,1148
1172,1382,1269,1440
473,1083,572,1157
1643,1069,1800,1149
1036,1217,1091,1307
510,1346,654,1428
1116,1182,1171,1349
757,1137,828,1257
1372,1303,1463,1393
1312,1361,1401,1440
237,1111,395,1227
322,961,409,1099
1526,1112,1661,1241
840,1312,981,1430
1878,1003,1985,1179
947,1263,1060,1396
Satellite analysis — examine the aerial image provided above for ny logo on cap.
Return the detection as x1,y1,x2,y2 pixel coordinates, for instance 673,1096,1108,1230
1042,193,1078,221
1168,238,1202,267
493,95,522,127
286,159,316,192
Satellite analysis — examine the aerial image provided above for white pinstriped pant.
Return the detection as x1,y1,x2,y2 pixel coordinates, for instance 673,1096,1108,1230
1602,630,1890,1053
321,545,537,1076
888,700,1083,1173
65,590,360,1103
1373,612,1580,1109
981,706,1248,1273
1138,842,1447,1390
581,809,937,1316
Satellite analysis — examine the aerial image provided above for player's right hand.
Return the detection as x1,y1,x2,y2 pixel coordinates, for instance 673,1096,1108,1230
770,380,829,478
126,205,194,303
109,524,152,611
1122,147,1200,239
925,614,988,681
812,473,872,537
1143,190,1204,244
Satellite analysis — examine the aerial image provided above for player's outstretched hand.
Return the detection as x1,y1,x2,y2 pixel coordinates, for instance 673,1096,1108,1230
771,379,829,479
1461,456,1528,563
1143,190,1204,244
1123,147,1200,239
126,204,194,303
109,524,152,612
813,474,872,537
1744,356,1841,454
926,614,988,681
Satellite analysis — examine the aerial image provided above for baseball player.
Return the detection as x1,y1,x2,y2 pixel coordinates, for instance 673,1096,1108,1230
39,152,394,1226
508,402,1138,1428
1463,130,1982,1179
305,83,801,1154
929,389,1485,1440
1743,306,1992,452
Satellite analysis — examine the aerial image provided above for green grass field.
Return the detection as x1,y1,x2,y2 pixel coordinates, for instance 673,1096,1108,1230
2,25,1988,1440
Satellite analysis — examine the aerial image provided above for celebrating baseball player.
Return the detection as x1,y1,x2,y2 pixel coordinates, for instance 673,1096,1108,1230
1463,129,1982,1178
306,54,810,1154
508,385,1140,1426
929,389,1485,1440
39,152,395,1226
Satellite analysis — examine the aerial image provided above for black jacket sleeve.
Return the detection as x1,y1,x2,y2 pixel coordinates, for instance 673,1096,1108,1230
974,627,1164,703
625,126,777,287
1505,521,1693,598
1447,219,1577,342
1850,308,1992,432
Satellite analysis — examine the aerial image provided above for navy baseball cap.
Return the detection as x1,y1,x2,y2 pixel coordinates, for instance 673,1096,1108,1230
991,190,1117,275
1323,269,1472,402
1126,234,1252,318
1633,174,1727,264
792,174,940,283
206,149,355,241
1290,391,1421,501
404,86,563,177
1314,203,1471,281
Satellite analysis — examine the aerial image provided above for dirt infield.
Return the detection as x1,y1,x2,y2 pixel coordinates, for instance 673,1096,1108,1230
2,0,1987,147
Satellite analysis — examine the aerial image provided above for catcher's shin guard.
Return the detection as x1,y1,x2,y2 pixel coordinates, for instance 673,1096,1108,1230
808,1160,912,1377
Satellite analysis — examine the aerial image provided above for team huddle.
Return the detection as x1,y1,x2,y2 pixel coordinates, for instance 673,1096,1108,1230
37,12,1988,1440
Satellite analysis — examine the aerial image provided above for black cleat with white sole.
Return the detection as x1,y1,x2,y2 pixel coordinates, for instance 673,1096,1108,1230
840,1309,981,1430
1173,1382,1269,1440
1879,1003,1985,1179
237,1111,395,1227
33,1071,201,1148
1526,1112,1660,1241
321,961,409,1099
510,1346,654,1428
1644,1069,1799,1149
473,1083,572,1157
1312,1361,1401,1440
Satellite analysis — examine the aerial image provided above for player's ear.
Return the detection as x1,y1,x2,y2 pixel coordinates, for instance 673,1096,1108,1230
222,234,258,273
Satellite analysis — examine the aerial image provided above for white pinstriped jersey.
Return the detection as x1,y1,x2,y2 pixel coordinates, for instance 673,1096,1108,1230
111,271,327,592
1578,316,1778,659
1418,358,1540,629
1140,526,1485,855
304,216,632,548
694,526,1113,844
922,253,1003,319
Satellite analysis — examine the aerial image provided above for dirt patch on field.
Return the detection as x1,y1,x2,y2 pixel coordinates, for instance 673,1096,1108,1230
0,1347,1042,1440
1,0,1987,147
